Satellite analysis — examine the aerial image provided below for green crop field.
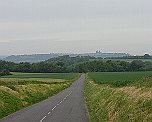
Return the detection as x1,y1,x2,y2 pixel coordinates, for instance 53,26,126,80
3,72,79,80
88,72,152,87
0,73,80,119
85,72,152,122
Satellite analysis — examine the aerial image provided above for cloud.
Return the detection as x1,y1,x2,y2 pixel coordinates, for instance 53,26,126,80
0,0,152,55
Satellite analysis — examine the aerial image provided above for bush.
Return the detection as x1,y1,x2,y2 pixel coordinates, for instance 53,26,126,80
0,69,12,76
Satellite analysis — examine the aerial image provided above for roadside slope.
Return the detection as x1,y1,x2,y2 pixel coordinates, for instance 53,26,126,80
85,73,152,122
0,74,89,122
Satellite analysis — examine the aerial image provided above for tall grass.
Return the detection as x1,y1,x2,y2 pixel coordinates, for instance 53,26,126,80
85,72,152,122
0,73,80,119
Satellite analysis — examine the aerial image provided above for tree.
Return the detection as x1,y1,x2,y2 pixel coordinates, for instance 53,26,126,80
129,60,144,71
0,69,11,76
144,54,151,59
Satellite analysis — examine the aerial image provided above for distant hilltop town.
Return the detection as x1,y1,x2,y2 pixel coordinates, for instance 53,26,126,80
79,51,130,58
96,50,102,53
2,51,130,63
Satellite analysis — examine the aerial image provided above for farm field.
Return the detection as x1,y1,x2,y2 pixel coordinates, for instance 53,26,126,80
85,72,152,122
0,73,80,119
89,72,152,87
3,72,78,80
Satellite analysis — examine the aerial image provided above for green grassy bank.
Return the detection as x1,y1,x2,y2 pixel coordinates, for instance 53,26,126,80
0,73,80,119
85,72,152,122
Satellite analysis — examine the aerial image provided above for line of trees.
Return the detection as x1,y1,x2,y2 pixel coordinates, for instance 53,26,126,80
72,60,152,73
106,54,152,59
0,55,152,75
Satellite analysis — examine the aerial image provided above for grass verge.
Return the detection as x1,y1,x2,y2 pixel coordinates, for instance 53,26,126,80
85,72,152,122
0,73,80,119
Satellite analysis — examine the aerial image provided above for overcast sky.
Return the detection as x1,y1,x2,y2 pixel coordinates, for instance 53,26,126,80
0,0,152,55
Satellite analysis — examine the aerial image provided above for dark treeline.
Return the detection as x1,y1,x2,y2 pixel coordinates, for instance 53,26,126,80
1,55,152,75
106,54,152,59
45,55,92,66
0,56,92,74
72,60,152,73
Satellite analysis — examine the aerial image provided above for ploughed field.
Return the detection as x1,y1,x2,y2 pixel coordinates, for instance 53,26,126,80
85,72,152,122
0,73,79,119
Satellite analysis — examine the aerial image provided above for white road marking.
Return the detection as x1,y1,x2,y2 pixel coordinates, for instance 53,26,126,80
65,94,69,98
69,92,72,96
39,91,72,122
52,106,56,110
40,116,46,122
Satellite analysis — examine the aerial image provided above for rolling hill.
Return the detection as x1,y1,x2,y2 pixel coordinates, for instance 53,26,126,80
2,52,130,63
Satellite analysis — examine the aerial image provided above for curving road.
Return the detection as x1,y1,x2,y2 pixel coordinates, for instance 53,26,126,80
0,74,89,122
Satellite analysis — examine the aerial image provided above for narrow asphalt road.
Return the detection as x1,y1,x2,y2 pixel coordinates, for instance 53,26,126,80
0,74,89,122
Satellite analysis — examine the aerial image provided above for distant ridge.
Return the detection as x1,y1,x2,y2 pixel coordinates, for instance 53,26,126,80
3,53,64,63
0,56,7,60
3,52,130,63
79,52,130,58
